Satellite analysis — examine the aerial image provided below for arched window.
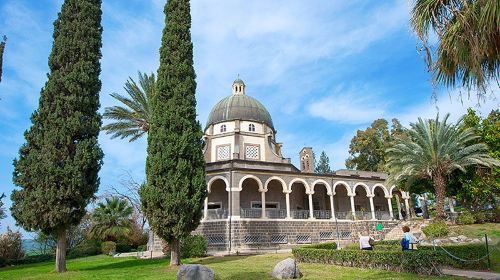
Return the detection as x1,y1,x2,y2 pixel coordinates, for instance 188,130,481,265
220,124,226,133
248,123,255,132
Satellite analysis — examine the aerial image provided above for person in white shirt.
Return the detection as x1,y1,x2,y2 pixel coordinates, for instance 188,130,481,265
358,231,374,250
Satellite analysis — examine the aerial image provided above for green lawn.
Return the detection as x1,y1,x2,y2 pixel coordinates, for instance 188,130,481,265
448,223,500,240
0,253,465,280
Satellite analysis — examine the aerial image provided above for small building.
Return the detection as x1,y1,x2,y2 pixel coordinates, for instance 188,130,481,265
149,79,411,253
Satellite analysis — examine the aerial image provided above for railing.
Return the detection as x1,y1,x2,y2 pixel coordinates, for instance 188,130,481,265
265,209,287,219
205,209,228,220
375,211,391,220
240,208,262,218
291,210,310,219
313,210,332,219
335,211,350,220
354,211,372,220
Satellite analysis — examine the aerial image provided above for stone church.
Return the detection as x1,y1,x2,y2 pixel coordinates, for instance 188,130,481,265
149,79,412,253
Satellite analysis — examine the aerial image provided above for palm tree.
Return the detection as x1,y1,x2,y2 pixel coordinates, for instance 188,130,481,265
90,197,133,241
386,114,498,219
102,72,154,142
411,0,500,93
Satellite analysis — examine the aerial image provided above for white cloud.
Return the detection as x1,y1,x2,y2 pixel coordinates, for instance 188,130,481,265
308,85,388,124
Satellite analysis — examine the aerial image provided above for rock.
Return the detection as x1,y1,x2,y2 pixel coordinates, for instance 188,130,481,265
457,235,468,242
471,239,481,243
481,237,486,242
177,264,214,280
272,258,302,279
449,237,459,243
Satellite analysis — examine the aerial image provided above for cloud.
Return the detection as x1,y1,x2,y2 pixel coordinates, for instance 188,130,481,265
307,85,388,124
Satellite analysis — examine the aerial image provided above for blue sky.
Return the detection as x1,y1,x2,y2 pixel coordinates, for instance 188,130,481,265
0,0,498,234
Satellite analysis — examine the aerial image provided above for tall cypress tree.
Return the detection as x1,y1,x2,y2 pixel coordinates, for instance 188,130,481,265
11,0,103,272
140,0,206,266
0,36,6,83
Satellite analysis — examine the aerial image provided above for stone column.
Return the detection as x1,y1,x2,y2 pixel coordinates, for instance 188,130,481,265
368,195,376,220
349,194,356,220
386,196,394,219
330,193,335,220
261,190,266,218
308,193,314,219
203,197,208,220
404,197,410,219
395,195,402,220
285,192,291,219
230,188,241,219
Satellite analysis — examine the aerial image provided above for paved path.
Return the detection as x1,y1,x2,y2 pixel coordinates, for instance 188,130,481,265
442,268,500,280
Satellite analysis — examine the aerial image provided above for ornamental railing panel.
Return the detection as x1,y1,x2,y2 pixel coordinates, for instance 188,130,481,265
270,234,288,244
291,210,310,219
265,209,287,219
296,235,311,244
207,235,225,245
313,210,331,219
240,208,262,218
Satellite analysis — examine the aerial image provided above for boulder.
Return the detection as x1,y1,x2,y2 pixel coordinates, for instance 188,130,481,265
471,239,481,243
272,258,302,279
449,237,459,243
457,235,468,242
177,264,214,280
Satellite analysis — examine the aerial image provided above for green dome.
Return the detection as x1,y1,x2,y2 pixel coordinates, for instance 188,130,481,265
206,94,274,130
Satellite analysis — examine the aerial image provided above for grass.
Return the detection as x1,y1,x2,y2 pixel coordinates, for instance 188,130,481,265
448,223,500,240
0,253,466,280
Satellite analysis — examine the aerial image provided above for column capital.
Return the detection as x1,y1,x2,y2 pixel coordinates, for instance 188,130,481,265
367,194,375,198
385,195,393,199
348,193,356,197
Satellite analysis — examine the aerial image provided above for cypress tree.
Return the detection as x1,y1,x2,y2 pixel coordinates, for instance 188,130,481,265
0,36,6,83
140,0,206,266
315,151,332,174
11,0,103,272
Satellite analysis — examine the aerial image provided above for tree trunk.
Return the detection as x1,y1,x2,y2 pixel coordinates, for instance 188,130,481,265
55,229,67,273
169,238,180,266
433,172,447,220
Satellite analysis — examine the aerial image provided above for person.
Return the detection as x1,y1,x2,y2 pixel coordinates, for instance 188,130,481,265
401,225,419,251
358,231,374,250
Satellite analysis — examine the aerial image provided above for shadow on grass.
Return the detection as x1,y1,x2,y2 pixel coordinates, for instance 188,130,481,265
191,255,252,266
79,257,167,271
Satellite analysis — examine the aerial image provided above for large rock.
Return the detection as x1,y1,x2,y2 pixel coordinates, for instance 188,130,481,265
272,258,302,279
177,264,214,280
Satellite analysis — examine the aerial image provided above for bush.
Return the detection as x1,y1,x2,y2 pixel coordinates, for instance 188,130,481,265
137,245,147,251
457,211,475,225
422,221,449,238
419,244,488,269
472,211,486,224
292,246,441,275
304,242,337,250
0,228,25,261
7,254,53,266
101,241,116,255
115,243,131,253
68,240,100,258
181,235,207,258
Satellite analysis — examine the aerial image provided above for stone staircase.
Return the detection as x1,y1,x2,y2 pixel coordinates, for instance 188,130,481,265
382,220,429,240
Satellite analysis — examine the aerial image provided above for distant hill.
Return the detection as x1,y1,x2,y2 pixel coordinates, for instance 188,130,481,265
22,239,39,255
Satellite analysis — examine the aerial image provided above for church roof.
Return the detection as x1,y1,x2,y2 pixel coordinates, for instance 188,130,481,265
206,80,274,130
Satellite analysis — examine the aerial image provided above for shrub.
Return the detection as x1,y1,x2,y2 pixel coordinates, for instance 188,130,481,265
101,241,116,255
115,243,131,253
0,228,25,261
472,211,486,224
457,211,475,225
137,245,147,251
0,257,6,268
292,246,441,275
305,242,337,250
68,240,100,258
376,240,401,246
422,221,449,238
7,254,53,266
419,244,488,269
181,235,207,258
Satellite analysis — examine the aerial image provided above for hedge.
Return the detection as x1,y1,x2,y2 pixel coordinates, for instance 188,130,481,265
302,242,337,250
293,246,441,275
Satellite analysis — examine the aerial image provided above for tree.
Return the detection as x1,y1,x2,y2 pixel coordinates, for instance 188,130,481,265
386,114,498,219
90,197,133,241
102,72,154,142
315,151,332,174
411,0,500,94
11,0,103,272
0,193,6,227
0,35,6,83
140,0,206,266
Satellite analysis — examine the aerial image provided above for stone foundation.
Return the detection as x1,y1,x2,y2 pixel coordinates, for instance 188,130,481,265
149,219,400,253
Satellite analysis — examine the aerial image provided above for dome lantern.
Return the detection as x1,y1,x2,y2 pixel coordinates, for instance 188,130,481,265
232,77,245,95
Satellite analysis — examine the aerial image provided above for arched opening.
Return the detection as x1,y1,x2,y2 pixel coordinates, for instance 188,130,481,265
373,186,389,220
391,189,404,220
333,184,350,219
353,185,370,220
207,178,228,219
265,179,286,219
240,177,262,218
312,183,331,219
289,181,309,219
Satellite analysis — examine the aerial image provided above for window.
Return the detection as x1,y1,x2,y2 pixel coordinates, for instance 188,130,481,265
251,201,279,209
245,145,259,160
248,123,255,132
216,145,230,160
220,124,226,133
208,202,222,209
